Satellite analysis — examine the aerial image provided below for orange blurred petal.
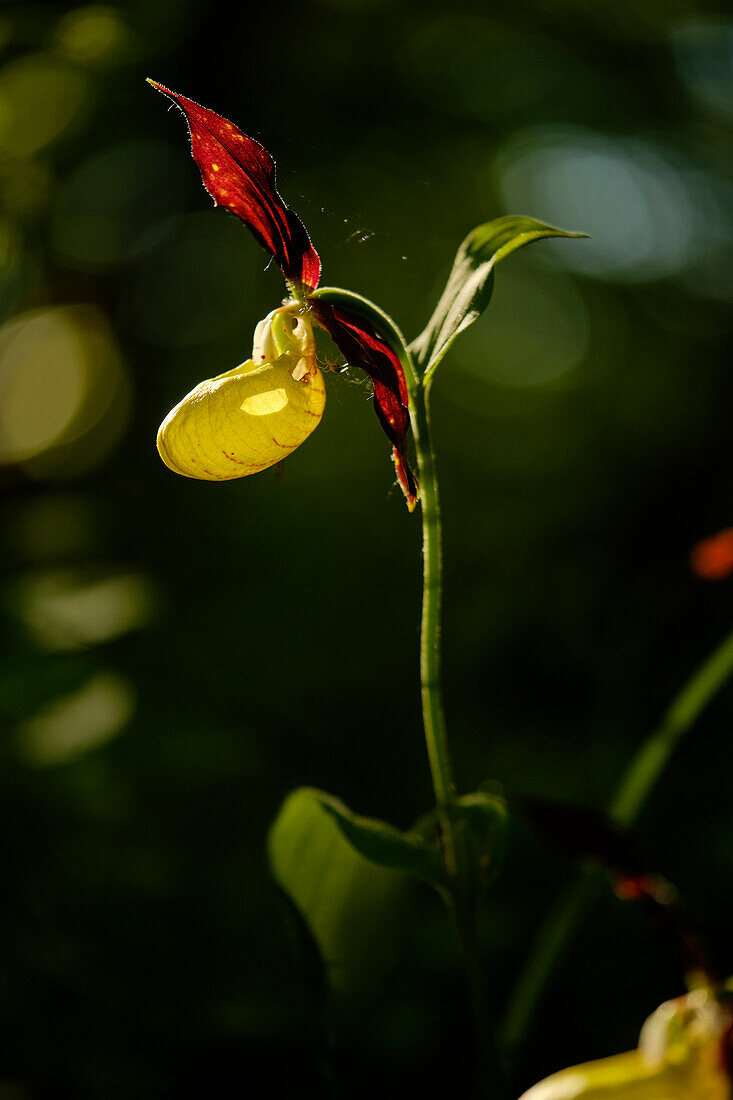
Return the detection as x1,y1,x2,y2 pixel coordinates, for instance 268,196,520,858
691,528,733,581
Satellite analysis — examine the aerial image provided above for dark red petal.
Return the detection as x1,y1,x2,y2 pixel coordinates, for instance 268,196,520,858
148,81,321,291
691,527,733,580
312,301,418,510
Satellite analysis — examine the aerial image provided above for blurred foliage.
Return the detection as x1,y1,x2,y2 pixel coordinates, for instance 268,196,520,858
0,0,731,1096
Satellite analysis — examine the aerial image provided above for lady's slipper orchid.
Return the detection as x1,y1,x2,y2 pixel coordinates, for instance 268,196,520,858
148,81,418,508
519,989,731,1100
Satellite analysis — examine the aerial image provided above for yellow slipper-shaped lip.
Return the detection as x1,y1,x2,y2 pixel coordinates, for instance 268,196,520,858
157,358,326,481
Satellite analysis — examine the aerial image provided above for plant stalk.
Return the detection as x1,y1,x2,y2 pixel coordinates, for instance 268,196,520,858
408,377,458,877
408,374,505,1097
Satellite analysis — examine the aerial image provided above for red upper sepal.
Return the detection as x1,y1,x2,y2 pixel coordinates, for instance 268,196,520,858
148,80,321,292
312,301,419,510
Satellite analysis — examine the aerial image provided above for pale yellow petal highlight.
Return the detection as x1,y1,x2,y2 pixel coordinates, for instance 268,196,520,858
156,359,326,481
519,991,731,1100
520,1051,684,1100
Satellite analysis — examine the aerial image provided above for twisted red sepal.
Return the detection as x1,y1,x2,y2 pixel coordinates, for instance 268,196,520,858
148,81,321,292
312,301,419,510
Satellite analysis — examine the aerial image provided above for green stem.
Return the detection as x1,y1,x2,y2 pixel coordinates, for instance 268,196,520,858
309,285,500,1087
308,284,461,871
611,626,733,827
455,902,505,1095
500,875,595,1058
409,378,458,877
501,624,733,1057
409,375,506,1097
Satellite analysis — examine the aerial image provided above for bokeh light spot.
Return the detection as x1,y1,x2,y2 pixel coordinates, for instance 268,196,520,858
691,528,733,581
0,314,85,460
0,306,128,476
14,569,157,651
494,127,708,282
54,5,131,68
0,54,88,158
18,672,135,766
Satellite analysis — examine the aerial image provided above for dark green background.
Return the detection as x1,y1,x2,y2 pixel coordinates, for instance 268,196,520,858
0,0,731,1095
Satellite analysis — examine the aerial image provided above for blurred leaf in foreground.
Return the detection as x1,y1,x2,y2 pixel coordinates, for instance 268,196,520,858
268,787,407,996
314,789,443,883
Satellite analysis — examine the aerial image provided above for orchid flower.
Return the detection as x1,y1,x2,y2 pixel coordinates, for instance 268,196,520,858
148,81,418,509
519,989,731,1100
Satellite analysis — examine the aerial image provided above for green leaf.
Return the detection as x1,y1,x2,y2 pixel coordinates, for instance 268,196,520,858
455,791,507,885
412,791,507,896
314,791,443,883
273,883,329,1034
268,787,408,994
409,216,587,379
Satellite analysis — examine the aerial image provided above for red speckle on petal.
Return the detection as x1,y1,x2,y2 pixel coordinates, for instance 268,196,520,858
147,80,321,290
